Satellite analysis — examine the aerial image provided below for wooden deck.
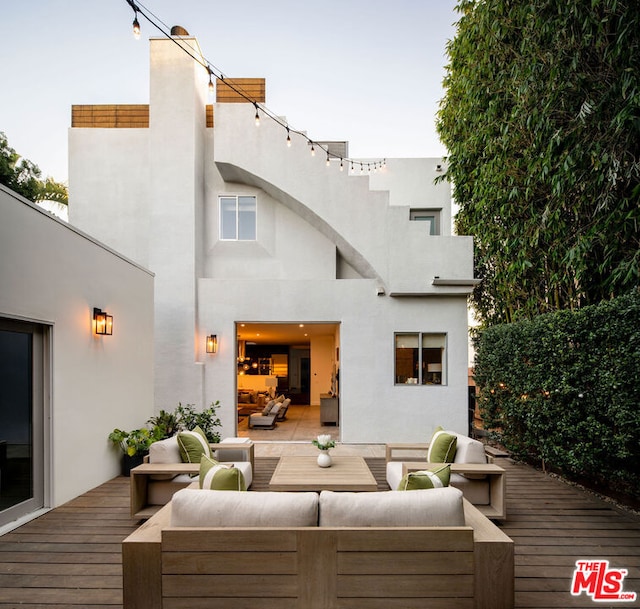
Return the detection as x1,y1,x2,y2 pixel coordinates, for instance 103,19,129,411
0,458,638,608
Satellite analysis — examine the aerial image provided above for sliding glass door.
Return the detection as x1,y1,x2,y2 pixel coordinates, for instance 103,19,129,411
0,318,46,528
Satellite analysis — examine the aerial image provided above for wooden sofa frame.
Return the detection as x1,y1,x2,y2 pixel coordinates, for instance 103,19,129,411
122,498,514,609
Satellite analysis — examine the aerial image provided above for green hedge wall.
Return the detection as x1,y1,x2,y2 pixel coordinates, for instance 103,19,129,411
474,290,640,500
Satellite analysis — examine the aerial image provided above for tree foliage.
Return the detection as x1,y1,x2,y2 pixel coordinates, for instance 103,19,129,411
0,131,68,206
437,0,640,324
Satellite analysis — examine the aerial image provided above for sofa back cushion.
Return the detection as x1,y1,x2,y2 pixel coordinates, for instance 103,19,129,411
452,433,487,464
148,436,181,480
319,487,465,527
170,489,319,527
149,436,181,464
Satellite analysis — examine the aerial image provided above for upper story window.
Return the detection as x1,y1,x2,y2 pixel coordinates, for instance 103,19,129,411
395,332,447,385
220,195,257,240
410,208,441,235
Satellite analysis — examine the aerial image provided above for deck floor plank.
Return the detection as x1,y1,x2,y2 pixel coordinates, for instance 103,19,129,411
0,457,638,608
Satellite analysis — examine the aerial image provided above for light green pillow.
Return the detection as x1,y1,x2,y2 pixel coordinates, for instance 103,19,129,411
199,455,247,491
427,427,457,463
177,426,211,464
398,464,451,490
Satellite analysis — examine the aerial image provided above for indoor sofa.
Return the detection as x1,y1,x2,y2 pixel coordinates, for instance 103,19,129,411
123,486,514,609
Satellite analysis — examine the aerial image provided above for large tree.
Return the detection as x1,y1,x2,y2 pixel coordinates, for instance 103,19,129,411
437,0,640,325
0,132,68,207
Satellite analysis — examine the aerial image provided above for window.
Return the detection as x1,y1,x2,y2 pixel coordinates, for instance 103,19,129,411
410,208,441,235
220,195,256,240
395,332,446,385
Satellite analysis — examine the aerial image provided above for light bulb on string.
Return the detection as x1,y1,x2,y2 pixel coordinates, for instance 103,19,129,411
326,153,331,167
254,103,260,126
310,143,315,156
207,69,214,96
286,128,292,147
132,14,141,39
340,159,344,171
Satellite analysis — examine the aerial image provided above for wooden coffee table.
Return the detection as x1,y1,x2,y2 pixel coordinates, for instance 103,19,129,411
269,455,378,491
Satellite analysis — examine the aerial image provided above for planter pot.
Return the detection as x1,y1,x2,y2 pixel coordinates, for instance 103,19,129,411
121,452,146,477
317,450,332,468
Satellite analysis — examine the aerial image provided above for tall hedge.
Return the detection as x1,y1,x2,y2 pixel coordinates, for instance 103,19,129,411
474,290,640,500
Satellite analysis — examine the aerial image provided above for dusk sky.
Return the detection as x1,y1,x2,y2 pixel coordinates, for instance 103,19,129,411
1,0,458,183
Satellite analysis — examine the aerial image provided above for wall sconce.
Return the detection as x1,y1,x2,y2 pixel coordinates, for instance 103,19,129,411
206,334,218,354
94,308,113,335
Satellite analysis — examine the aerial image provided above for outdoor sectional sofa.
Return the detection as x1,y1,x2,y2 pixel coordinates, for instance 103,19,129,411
129,436,255,518
122,485,514,609
386,430,507,519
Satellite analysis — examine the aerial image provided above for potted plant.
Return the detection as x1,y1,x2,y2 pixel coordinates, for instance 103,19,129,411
174,401,222,443
147,409,180,439
108,427,156,476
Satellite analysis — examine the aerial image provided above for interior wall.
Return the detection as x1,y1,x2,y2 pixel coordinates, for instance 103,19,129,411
310,335,336,405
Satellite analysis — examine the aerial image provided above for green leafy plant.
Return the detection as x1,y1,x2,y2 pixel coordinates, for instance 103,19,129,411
437,1,640,325
147,409,180,439
174,401,222,443
474,290,640,501
108,428,155,457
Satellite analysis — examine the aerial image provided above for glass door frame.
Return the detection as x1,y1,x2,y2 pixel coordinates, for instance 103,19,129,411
0,317,50,529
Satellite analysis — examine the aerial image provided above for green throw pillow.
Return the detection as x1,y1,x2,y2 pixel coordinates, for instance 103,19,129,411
177,426,211,464
427,427,457,462
397,464,451,490
199,454,247,491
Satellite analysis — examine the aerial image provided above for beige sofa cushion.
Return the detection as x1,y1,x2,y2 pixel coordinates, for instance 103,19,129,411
170,488,319,527
319,487,465,527
147,461,253,505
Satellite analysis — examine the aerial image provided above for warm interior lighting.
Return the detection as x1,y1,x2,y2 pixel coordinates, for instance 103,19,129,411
93,308,113,336
206,334,218,354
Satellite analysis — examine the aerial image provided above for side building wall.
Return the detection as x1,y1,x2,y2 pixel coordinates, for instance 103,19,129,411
0,185,154,509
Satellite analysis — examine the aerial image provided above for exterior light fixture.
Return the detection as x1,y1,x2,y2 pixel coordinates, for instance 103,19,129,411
206,334,218,354
94,308,113,336
254,103,260,126
132,15,141,39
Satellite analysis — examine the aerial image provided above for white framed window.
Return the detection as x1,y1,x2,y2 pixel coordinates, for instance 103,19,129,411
410,208,441,235
395,332,447,385
220,195,257,240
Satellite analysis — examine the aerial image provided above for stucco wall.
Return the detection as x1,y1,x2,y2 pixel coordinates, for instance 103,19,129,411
0,185,154,508
198,278,469,441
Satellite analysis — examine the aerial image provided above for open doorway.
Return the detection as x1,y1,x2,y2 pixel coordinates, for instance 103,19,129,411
235,322,340,441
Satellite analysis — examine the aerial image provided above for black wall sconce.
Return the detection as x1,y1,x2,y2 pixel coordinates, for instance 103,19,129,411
94,308,113,335
206,334,218,354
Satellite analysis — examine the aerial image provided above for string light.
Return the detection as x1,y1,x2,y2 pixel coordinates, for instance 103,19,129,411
123,0,386,173
132,14,141,39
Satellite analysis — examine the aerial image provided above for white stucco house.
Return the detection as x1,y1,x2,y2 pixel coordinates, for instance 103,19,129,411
68,32,477,443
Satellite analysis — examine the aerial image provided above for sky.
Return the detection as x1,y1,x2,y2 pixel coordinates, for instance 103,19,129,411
0,0,459,184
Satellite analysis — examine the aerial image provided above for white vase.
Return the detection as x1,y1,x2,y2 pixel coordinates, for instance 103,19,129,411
317,450,332,468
